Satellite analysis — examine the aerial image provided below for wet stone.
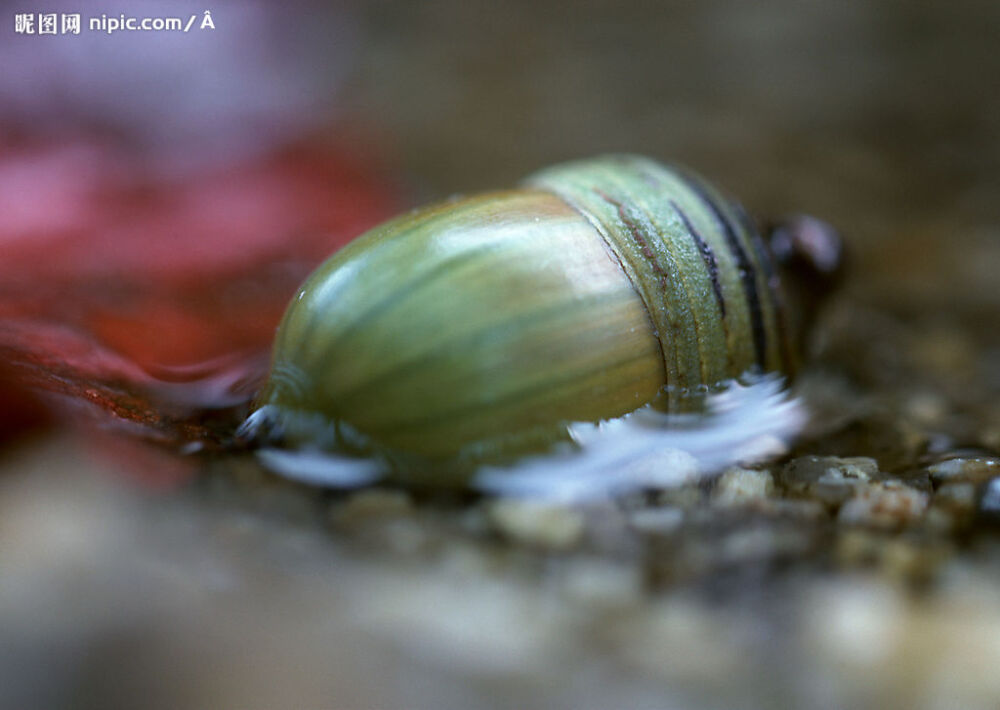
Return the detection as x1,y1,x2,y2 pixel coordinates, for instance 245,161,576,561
794,414,929,474
711,467,775,507
778,456,880,507
486,499,585,551
925,481,979,534
885,468,933,493
934,482,978,512
837,481,929,529
976,477,1000,525
927,457,1000,486
781,455,878,484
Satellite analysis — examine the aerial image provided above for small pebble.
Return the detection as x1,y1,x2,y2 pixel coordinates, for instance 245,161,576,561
779,456,880,507
934,482,977,512
977,477,1000,523
781,456,879,484
711,467,775,506
329,489,413,525
838,481,929,529
926,482,978,534
487,499,584,550
927,457,1000,485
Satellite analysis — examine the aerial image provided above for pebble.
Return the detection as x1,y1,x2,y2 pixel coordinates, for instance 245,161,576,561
925,482,977,533
486,499,585,550
782,455,879,483
838,481,929,529
711,467,775,506
927,457,1000,485
977,477,1000,523
778,456,880,507
934,482,977,512
329,489,413,526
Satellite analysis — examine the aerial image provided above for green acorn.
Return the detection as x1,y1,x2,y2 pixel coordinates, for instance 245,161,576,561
248,155,842,474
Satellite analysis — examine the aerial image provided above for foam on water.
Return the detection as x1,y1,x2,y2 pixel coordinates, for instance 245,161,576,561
253,374,807,500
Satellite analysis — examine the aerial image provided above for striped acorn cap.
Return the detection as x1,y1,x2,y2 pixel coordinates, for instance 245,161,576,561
252,154,820,469
526,154,795,409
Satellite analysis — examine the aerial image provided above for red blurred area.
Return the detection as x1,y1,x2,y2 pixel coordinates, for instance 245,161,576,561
0,361,52,447
0,131,399,476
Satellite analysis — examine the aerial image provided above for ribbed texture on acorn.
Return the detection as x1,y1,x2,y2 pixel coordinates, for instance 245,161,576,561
526,154,795,399
261,188,663,458
258,154,797,462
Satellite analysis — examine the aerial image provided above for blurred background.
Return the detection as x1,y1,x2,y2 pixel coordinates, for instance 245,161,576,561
1,1,999,708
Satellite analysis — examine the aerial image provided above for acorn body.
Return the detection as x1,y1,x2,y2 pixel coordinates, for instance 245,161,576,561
254,155,830,468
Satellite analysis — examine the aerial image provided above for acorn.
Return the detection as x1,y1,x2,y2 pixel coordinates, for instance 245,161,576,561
244,154,842,480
